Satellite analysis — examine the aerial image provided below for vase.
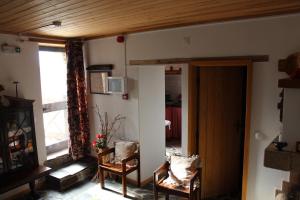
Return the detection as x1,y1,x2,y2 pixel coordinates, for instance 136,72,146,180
92,147,110,182
97,147,110,163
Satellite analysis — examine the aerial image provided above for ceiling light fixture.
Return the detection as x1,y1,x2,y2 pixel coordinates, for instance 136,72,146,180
19,20,62,35
51,20,62,27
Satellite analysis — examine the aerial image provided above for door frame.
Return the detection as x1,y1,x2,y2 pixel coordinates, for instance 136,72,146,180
188,59,253,200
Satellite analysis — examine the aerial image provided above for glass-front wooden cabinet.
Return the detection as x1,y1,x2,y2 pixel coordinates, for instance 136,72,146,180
0,142,4,175
0,96,38,177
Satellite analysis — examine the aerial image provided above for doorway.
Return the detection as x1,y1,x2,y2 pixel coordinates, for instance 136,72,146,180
165,65,182,156
188,60,252,200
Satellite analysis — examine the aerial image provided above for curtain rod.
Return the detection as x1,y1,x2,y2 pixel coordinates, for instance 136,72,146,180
28,37,66,44
0,30,88,44
28,37,87,44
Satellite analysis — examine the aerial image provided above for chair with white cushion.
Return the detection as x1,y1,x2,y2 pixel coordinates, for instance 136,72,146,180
153,155,201,200
98,141,140,197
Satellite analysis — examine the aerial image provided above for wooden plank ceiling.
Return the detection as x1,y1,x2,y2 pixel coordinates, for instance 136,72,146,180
0,0,300,39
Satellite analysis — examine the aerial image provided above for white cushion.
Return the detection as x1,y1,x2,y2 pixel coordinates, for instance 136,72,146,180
169,155,200,187
114,141,137,166
275,193,288,200
162,171,183,187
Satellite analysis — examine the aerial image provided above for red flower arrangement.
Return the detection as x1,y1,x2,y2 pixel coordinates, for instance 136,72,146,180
96,134,105,139
92,133,107,149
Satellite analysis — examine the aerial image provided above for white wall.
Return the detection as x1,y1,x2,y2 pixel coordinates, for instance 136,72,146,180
283,89,300,151
138,66,165,180
86,38,139,143
181,65,189,156
0,34,46,164
0,34,46,199
86,13,300,200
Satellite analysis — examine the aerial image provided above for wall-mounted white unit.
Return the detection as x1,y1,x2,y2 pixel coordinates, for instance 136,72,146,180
106,77,125,94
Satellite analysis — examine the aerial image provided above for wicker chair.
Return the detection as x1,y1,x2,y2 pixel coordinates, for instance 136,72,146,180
153,161,201,200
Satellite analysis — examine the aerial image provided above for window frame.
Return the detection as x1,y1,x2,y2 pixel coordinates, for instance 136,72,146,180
39,46,69,156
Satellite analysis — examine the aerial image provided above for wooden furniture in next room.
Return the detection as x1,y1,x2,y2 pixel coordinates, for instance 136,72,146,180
153,156,201,200
0,96,52,198
98,141,141,197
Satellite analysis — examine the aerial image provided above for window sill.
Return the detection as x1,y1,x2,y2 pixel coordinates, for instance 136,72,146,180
47,148,69,161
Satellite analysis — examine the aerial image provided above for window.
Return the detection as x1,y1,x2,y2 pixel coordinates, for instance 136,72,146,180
38,46,69,156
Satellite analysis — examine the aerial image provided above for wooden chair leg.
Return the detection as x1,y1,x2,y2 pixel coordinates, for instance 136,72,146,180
137,165,141,187
99,167,105,189
122,175,127,197
154,186,158,200
153,173,158,200
165,193,169,200
29,180,40,199
188,193,194,200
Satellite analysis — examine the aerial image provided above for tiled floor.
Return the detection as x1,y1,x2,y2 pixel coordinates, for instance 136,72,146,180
9,179,240,200
166,139,182,157
11,180,162,200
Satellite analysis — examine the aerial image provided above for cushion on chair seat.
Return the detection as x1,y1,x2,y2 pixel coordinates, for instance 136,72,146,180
161,174,200,190
158,178,194,194
100,162,136,173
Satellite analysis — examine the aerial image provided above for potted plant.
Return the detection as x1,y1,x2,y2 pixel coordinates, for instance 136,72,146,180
92,105,125,154
91,105,125,181
92,133,108,153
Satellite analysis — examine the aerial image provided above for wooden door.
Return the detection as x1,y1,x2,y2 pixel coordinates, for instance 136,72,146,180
199,67,245,198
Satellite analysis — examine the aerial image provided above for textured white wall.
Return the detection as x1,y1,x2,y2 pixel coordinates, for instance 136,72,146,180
283,89,300,151
181,64,189,156
0,34,46,164
0,34,46,199
86,38,139,143
86,13,300,199
138,66,165,180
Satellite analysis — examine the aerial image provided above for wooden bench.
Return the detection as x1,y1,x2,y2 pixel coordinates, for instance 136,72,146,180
0,165,52,199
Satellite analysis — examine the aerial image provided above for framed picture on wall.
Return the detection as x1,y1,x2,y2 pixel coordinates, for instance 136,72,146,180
87,65,113,94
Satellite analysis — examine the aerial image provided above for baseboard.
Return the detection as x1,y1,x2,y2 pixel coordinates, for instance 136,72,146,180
126,176,152,187
126,177,138,186
141,176,153,187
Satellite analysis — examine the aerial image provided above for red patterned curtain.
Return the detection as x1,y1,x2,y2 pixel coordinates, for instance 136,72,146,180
66,40,90,160
165,106,182,140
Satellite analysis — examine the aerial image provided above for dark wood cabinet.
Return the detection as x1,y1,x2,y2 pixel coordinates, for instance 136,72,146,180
0,96,51,198
0,138,4,175
0,96,38,178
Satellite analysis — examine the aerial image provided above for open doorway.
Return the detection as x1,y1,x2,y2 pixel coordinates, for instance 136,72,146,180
165,65,182,156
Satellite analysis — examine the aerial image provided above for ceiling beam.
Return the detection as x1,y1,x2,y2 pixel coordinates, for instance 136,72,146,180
129,55,269,65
